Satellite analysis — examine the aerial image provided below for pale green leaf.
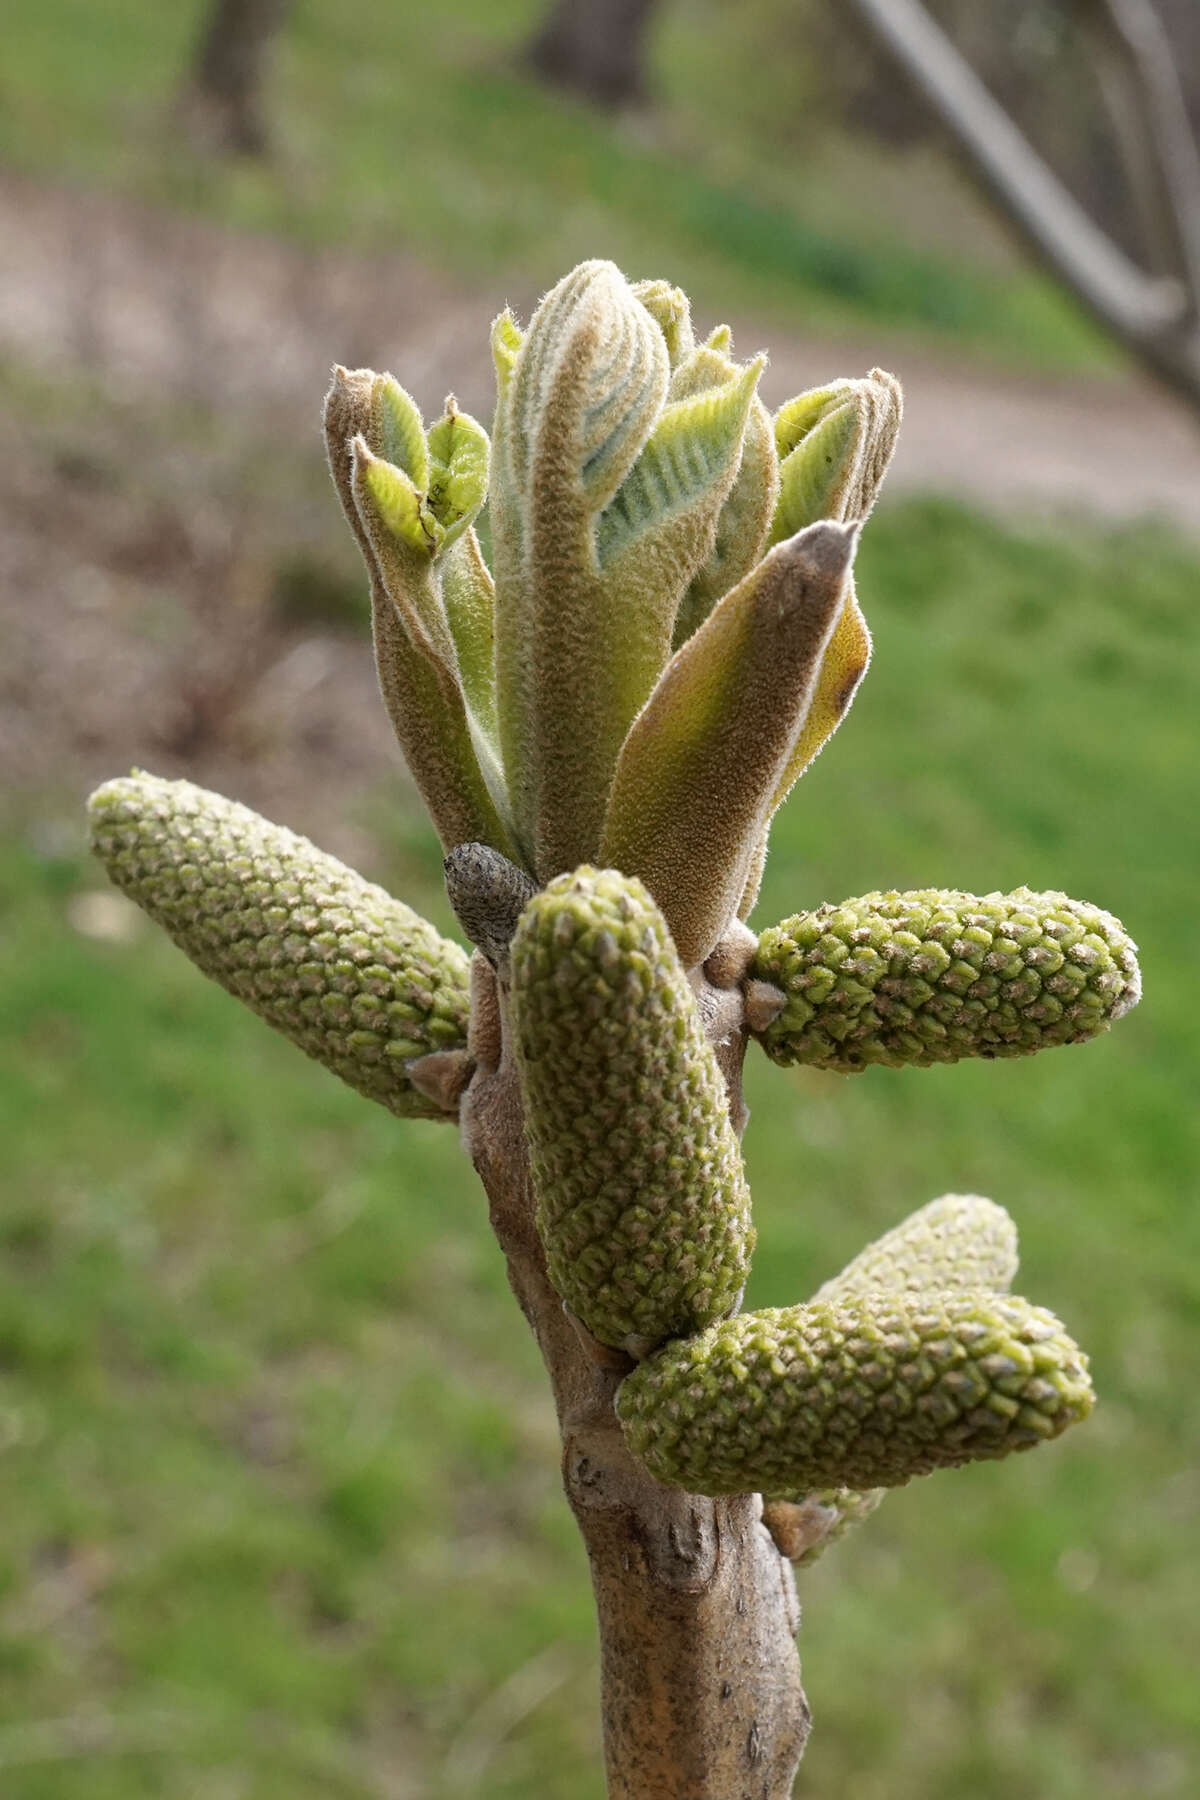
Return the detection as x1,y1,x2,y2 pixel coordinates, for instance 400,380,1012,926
371,374,429,491
596,357,763,569
771,400,865,546
491,309,523,405
774,381,859,460
427,400,489,550
770,370,902,544
669,341,779,646
360,451,437,556
440,527,498,744
630,277,695,366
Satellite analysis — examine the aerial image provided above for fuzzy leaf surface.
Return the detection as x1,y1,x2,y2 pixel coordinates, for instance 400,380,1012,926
602,521,856,968
491,262,670,875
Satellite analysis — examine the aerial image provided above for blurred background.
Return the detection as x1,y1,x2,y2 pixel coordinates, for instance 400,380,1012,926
2,3,1198,1796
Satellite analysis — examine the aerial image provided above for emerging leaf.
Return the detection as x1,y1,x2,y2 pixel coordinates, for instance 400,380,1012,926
323,369,515,857
371,374,430,493
630,277,695,366
440,527,499,746
670,342,779,649
491,261,670,875
358,445,436,559
735,369,901,910
770,369,901,545
602,521,857,969
490,308,523,402
426,398,489,550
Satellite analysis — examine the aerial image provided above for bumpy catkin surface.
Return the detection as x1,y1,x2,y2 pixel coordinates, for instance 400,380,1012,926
814,1193,1019,1302
510,866,754,1350
769,1193,1020,1555
752,887,1139,1072
616,1291,1093,1495
89,773,471,1120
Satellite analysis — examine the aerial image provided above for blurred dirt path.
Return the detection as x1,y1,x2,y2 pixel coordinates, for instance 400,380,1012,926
4,172,1198,529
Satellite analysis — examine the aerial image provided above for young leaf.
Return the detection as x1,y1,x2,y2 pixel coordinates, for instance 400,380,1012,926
601,521,857,969
770,398,865,545
668,343,780,647
595,357,763,572
440,527,498,744
370,572,518,859
359,448,437,556
491,261,670,876
323,373,515,859
491,308,523,403
371,373,430,492
426,398,489,551
630,277,695,366
770,369,902,544
351,439,448,659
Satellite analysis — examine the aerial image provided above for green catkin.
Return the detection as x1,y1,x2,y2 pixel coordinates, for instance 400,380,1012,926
510,867,754,1351
751,887,1140,1072
778,1192,1020,1564
814,1192,1019,1302
616,1291,1093,1496
88,773,471,1121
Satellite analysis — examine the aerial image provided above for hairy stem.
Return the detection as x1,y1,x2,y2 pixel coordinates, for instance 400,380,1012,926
459,960,808,1799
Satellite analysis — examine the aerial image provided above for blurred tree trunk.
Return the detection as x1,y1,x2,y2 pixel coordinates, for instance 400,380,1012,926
847,0,1200,416
180,0,293,156
526,0,663,106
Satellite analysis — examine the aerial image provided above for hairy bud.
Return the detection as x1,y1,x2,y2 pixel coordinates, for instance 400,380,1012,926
443,841,538,971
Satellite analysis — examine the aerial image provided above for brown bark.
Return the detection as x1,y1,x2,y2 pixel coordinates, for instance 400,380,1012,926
526,0,664,107
459,953,809,1797
180,0,293,157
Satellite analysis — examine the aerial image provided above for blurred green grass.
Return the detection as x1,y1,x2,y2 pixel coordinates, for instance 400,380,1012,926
1,499,1196,1796
3,0,1109,368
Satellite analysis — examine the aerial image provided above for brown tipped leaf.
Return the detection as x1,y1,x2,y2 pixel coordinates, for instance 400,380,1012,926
601,521,857,969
